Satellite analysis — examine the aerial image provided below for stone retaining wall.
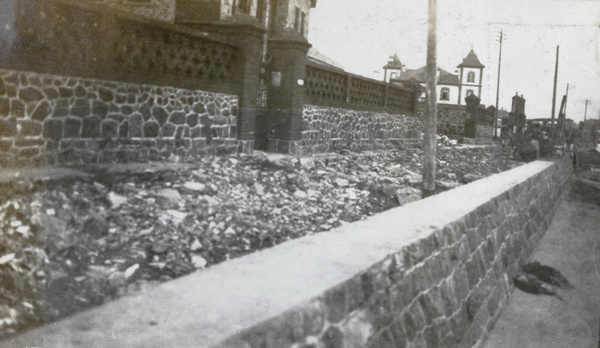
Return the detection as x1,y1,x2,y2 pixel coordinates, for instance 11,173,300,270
0,69,247,167
6,158,573,348
297,105,422,154
476,125,494,139
416,102,467,139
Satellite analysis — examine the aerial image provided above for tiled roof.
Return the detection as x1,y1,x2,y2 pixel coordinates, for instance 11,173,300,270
393,66,459,86
383,53,404,69
457,49,485,69
307,47,346,71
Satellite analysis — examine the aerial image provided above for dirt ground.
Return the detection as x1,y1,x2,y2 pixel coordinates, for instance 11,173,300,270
483,177,600,348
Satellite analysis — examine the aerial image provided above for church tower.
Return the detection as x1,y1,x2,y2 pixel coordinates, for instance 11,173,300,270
383,53,405,83
457,49,485,105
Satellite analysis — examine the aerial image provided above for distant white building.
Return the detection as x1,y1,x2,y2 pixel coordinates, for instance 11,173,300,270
384,49,485,106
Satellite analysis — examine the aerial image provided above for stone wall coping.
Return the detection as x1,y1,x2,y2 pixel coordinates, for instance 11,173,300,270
6,161,556,348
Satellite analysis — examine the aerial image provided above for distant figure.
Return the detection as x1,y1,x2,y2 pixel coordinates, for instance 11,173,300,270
519,123,542,162
539,130,553,157
565,130,574,152
528,123,542,159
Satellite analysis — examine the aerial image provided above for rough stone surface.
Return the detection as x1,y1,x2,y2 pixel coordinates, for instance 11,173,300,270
6,158,573,348
299,105,422,154
0,69,241,167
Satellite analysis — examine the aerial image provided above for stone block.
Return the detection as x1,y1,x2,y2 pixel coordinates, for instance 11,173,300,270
423,325,441,348
321,326,343,348
148,148,160,161
125,113,142,137
0,118,17,136
80,150,98,164
139,104,152,121
324,286,347,324
19,87,44,103
253,320,294,348
92,101,109,118
439,225,457,246
193,102,206,114
418,288,444,323
31,101,51,121
439,278,458,316
44,88,59,100
82,116,101,138
367,293,394,330
127,93,136,104
487,284,502,317
152,106,169,126
114,149,129,163
302,301,326,336
98,88,113,102
121,105,134,116
10,99,25,118
74,85,86,98
366,329,395,348
190,126,201,138
31,154,48,167
115,94,127,104
18,120,43,137
206,102,217,116
71,99,90,117
345,276,366,312
461,306,489,347
0,139,12,152
63,118,81,138
186,114,198,127
119,121,129,138
452,266,470,301
101,119,119,139
58,87,73,98
484,238,496,265
401,311,418,341
59,148,81,164
466,228,480,252
360,272,377,301
170,111,185,125
143,121,160,138
6,85,16,98
337,310,374,348
407,299,427,329
0,97,9,117
403,242,429,269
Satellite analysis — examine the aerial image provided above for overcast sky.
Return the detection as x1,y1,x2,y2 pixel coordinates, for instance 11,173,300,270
308,0,600,123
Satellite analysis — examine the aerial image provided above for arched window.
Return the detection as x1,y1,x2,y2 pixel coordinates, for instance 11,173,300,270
467,71,475,83
440,87,449,101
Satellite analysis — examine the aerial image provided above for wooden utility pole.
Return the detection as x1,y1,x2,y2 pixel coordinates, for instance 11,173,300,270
422,0,437,198
584,99,588,120
550,45,559,134
494,29,506,138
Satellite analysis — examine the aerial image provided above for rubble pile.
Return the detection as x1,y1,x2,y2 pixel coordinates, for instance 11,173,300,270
0,145,520,338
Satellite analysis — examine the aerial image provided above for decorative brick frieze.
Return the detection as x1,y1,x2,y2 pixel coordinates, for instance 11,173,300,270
0,69,244,167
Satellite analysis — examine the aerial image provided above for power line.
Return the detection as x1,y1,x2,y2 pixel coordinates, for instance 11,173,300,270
488,22,598,28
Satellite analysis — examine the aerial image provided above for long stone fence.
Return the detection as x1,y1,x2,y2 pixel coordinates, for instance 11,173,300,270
0,69,245,167
5,157,573,348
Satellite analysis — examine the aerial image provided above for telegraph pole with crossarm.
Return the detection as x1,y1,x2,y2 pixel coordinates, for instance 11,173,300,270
494,29,506,138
